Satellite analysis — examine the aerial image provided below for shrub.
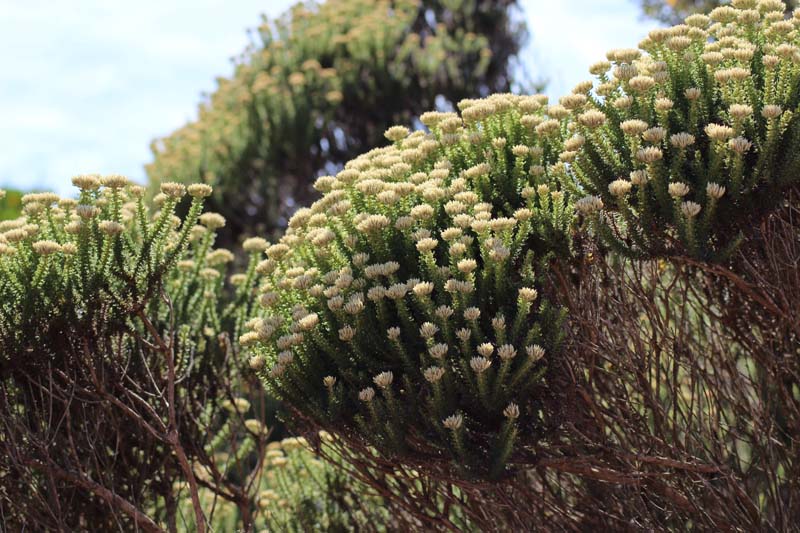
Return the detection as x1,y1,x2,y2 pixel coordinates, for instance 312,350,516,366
571,0,800,260
237,4,800,528
146,0,529,243
242,93,576,479
0,177,266,530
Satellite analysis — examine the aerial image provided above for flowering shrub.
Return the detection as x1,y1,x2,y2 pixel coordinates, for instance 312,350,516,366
570,0,800,259
242,93,574,478
0,177,266,531
146,0,528,242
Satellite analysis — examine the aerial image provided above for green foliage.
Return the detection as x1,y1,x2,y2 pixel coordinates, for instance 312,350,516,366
242,93,575,479
570,1,800,260
178,430,389,532
640,0,796,25
146,0,528,243
0,178,255,354
0,188,22,220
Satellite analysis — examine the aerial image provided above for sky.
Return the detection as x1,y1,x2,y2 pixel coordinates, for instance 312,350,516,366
523,0,660,98
0,0,659,195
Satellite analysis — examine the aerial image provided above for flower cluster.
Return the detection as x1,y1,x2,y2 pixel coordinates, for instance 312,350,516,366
243,94,572,477
0,176,262,358
570,0,800,259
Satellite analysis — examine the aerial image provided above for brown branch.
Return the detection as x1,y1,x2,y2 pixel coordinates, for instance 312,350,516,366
139,300,207,533
29,460,164,533
673,255,798,334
